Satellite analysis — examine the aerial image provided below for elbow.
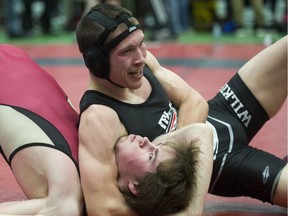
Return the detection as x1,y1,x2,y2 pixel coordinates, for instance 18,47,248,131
198,98,209,121
201,99,209,114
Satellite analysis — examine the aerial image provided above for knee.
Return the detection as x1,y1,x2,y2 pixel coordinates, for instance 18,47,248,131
272,165,287,207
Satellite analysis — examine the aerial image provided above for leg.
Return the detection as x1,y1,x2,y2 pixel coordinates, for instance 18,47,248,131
0,106,83,215
231,0,244,28
238,36,287,118
0,147,83,215
273,164,287,206
0,148,83,216
250,0,265,28
237,36,287,206
22,0,34,32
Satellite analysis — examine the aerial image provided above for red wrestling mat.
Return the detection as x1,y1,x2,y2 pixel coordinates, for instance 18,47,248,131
1,43,287,215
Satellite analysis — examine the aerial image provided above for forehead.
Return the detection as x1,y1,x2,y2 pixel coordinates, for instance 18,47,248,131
107,27,144,49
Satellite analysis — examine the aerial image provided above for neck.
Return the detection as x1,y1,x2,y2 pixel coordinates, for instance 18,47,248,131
89,76,131,100
88,76,151,104
108,78,125,88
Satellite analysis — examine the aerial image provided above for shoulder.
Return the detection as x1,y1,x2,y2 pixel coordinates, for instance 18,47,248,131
80,104,124,134
79,104,127,142
81,104,119,122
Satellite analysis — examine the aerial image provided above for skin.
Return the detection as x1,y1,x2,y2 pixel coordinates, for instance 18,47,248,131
115,134,176,194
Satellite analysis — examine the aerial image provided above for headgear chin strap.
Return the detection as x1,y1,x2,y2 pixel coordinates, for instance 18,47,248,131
83,9,141,85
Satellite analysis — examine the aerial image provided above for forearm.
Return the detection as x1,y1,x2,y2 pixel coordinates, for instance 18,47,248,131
165,151,212,216
185,127,213,215
177,96,208,128
0,199,46,215
166,124,213,216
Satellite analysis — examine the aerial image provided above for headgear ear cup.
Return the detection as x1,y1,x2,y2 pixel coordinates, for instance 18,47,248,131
83,46,110,79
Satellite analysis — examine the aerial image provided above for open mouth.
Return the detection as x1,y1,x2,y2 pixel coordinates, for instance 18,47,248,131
129,68,143,78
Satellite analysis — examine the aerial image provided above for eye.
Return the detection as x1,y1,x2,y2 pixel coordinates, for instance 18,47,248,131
149,153,153,161
122,48,132,55
140,40,145,47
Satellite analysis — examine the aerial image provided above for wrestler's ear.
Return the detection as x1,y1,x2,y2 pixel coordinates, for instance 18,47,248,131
128,180,140,196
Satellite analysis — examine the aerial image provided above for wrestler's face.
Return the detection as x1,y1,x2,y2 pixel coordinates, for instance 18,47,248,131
109,29,147,89
115,134,174,194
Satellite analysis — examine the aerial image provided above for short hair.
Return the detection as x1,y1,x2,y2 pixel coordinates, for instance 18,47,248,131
119,139,200,216
76,3,138,53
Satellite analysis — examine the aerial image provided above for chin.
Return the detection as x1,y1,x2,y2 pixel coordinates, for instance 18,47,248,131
131,80,143,89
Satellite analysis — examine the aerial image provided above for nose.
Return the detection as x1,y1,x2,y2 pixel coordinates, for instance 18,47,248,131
134,47,146,65
139,137,154,149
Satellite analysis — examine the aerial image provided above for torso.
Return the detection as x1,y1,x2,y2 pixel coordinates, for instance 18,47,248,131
80,65,179,141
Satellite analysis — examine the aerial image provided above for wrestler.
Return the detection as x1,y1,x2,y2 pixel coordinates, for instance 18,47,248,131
0,44,83,216
77,4,207,215
115,35,287,215
76,3,287,215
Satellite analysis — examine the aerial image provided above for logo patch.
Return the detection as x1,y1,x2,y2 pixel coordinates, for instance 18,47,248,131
262,165,270,184
129,26,137,32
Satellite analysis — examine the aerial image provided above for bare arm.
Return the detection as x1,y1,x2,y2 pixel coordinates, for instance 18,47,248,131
79,105,137,216
183,124,213,215
154,123,214,215
146,51,208,127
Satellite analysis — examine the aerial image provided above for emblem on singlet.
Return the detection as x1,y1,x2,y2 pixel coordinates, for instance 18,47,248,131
158,101,178,133
262,165,270,184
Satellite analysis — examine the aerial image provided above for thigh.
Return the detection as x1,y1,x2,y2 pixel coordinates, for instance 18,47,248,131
11,146,81,199
0,105,54,162
0,105,74,165
0,105,82,213
209,72,269,142
238,36,287,117
0,104,80,197
210,145,286,204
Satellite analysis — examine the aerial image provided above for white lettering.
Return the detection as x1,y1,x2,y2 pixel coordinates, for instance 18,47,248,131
129,26,137,32
158,111,169,130
231,94,241,107
233,102,244,113
158,102,178,131
220,84,252,127
238,111,252,127
220,84,233,99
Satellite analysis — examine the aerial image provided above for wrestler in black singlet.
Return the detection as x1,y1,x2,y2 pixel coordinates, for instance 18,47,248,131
79,66,286,204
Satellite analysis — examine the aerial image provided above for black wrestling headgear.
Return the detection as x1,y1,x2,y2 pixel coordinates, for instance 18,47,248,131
82,7,141,80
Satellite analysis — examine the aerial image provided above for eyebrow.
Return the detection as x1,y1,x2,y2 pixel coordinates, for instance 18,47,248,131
118,35,145,51
152,147,159,165
118,42,136,52
156,142,163,146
